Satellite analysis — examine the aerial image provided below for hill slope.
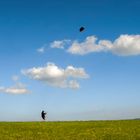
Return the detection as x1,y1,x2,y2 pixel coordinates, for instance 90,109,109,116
0,120,140,140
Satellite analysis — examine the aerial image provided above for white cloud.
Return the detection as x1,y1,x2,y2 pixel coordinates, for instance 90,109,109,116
22,62,89,89
68,80,80,89
50,40,71,49
37,43,49,53
12,75,19,81
37,40,71,53
65,66,89,78
0,83,30,94
111,35,140,56
67,36,105,55
37,46,45,53
50,34,140,56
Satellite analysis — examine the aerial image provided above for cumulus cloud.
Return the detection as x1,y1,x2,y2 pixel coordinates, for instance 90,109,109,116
69,34,140,56
50,40,71,49
22,62,89,89
0,83,30,94
67,36,106,55
51,34,140,56
110,35,140,56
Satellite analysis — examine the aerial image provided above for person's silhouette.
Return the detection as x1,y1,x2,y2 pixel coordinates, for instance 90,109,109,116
41,110,46,120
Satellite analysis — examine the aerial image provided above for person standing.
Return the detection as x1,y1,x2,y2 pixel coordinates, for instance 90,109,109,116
41,110,47,120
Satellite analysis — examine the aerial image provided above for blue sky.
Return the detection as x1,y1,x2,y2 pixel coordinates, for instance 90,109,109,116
0,0,140,121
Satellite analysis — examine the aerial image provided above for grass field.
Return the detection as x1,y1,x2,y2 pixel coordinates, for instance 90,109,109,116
0,120,140,140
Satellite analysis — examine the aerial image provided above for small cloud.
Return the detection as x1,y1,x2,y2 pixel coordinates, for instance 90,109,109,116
65,65,89,78
50,39,71,49
67,36,104,55
22,62,89,89
68,80,80,89
12,75,19,81
37,44,48,53
37,47,45,53
0,82,30,94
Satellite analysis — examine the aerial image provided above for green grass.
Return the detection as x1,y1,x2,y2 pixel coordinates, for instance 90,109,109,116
0,120,140,140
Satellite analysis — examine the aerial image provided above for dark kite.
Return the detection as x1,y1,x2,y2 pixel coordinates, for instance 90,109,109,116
79,26,85,32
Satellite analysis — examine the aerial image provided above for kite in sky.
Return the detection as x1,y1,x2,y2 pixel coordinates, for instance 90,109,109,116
79,26,85,32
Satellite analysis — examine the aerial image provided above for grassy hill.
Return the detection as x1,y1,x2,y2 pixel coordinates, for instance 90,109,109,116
0,120,140,140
